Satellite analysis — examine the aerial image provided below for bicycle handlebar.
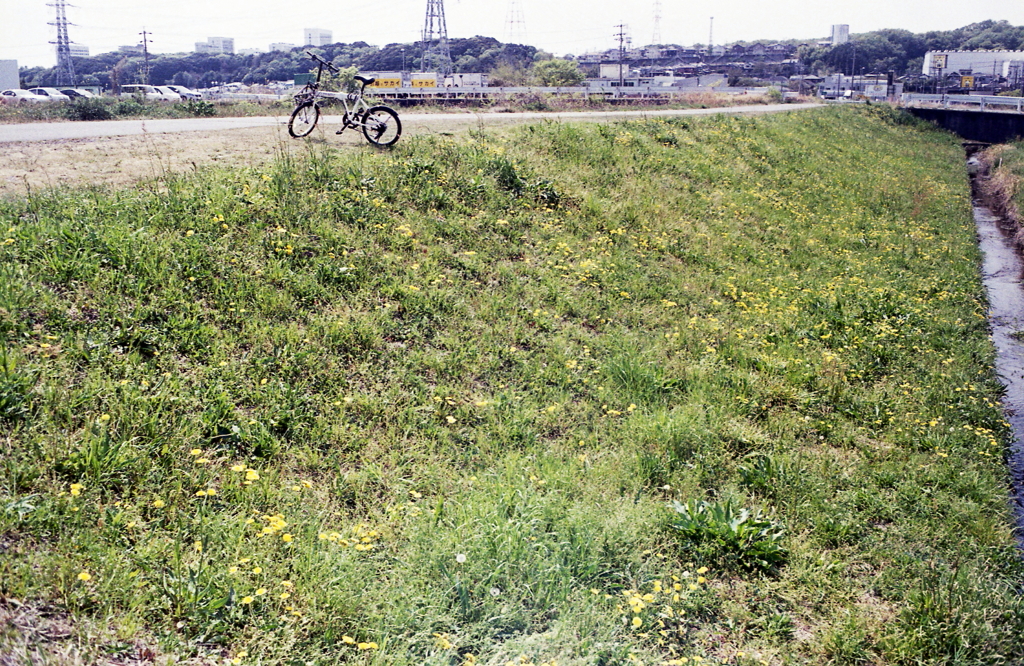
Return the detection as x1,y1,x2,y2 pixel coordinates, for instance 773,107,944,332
305,50,339,73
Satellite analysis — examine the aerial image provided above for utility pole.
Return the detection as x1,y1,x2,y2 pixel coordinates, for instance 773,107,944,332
140,29,151,85
708,17,713,60
851,41,856,92
48,0,76,87
615,24,628,89
421,0,452,76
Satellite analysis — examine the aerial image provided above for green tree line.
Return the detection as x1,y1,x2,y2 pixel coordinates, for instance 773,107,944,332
19,36,546,89
798,20,1024,76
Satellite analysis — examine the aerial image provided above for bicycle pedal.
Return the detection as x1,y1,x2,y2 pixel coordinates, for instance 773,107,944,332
335,127,346,135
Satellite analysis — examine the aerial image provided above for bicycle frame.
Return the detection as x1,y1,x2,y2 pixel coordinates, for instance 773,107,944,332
316,90,373,127
295,55,373,129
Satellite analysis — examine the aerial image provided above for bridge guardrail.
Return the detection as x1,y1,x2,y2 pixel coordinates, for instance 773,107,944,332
365,85,769,99
900,93,1024,113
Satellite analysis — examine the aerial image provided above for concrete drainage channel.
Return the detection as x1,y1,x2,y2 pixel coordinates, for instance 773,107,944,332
968,148,1024,539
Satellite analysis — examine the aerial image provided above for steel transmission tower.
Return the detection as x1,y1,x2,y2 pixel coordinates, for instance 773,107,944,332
421,0,452,76
505,0,527,44
652,0,662,45
48,0,76,87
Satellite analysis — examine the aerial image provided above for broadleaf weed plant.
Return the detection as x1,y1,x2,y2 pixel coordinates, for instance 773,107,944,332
669,499,788,573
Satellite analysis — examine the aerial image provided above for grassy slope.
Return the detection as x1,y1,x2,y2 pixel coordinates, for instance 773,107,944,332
1,106,1022,666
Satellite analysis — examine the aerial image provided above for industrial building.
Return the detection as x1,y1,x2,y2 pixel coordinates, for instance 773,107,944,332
922,50,1024,77
195,37,235,55
0,60,18,90
304,29,333,47
831,25,849,46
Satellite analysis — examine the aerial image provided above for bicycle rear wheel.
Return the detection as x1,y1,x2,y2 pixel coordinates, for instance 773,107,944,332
361,106,401,147
288,102,319,138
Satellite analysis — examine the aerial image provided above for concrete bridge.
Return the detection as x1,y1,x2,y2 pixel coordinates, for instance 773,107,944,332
901,93,1024,144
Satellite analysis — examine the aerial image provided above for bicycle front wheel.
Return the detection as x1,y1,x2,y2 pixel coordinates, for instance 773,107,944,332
288,102,320,138
361,106,401,147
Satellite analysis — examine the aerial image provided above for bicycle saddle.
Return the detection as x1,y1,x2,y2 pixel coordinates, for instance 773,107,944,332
354,75,376,85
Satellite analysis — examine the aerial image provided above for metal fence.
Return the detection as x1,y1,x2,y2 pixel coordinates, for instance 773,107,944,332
900,93,1024,113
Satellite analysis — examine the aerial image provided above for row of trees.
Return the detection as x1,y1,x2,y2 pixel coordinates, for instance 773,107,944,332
18,36,585,90
798,20,1024,76
19,21,1023,90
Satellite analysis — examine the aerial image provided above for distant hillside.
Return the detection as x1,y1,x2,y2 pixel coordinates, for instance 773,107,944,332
17,20,1024,88
798,20,1024,75
18,36,539,89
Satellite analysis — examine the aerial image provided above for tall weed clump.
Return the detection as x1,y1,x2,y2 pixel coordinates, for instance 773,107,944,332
0,107,1022,664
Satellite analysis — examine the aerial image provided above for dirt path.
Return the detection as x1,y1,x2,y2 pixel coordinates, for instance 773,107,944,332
0,104,822,198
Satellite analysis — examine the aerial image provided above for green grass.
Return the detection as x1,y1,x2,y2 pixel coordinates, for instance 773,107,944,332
0,97,292,123
1,105,1022,666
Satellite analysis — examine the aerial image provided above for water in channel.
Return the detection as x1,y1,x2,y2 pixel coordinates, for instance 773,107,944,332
970,155,1024,538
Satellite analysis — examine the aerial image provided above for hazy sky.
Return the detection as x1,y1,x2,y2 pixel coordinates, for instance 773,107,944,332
3,0,1023,69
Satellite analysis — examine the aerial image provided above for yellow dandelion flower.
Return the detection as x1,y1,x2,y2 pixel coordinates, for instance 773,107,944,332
282,533,293,543
631,616,642,629
152,499,165,508
77,571,92,581
240,596,254,604
69,483,84,496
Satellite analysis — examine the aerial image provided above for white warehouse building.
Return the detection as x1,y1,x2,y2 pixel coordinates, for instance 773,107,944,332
304,29,333,47
922,50,1024,76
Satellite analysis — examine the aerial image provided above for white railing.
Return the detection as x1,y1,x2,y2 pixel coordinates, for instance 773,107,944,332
365,85,769,98
900,93,1024,113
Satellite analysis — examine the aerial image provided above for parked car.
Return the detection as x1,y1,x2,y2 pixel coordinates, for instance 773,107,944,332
60,89,97,99
0,89,49,104
27,87,71,102
165,85,202,100
153,86,182,101
119,84,176,101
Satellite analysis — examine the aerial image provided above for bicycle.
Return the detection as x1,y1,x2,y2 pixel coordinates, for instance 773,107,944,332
288,51,402,147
